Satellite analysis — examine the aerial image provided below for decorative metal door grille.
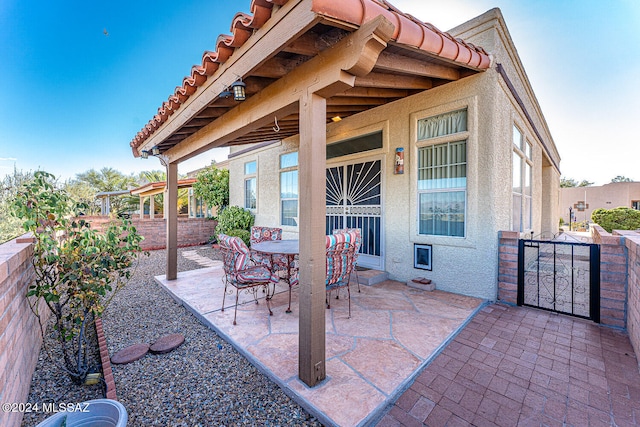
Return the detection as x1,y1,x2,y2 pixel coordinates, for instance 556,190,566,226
517,239,600,322
326,160,382,268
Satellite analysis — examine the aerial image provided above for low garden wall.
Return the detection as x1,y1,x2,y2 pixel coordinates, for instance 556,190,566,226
498,229,629,328
498,228,640,372
0,235,48,427
81,216,218,250
593,226,640,369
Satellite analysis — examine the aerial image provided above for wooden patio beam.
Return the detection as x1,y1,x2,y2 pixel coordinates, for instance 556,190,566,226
251,56,310,78
165,14,395,163
335,86,409,98
375,51,461,80
355,72,433,90
326,96,387,106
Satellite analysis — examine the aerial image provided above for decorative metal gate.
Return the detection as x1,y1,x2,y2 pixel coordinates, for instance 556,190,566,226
326,160,382,269
517,239,600,322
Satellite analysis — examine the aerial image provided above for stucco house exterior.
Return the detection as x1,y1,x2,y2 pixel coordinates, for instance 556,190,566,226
560,181,640,226
128,0,560,386
223,8,560,300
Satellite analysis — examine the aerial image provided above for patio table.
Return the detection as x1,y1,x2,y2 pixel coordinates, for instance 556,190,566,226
251,239,299,313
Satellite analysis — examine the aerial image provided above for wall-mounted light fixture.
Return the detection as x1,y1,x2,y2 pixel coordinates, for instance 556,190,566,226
230,79,246,101
219,89,232,99
218,77,247,101
331,116,342,122
140,147,167,166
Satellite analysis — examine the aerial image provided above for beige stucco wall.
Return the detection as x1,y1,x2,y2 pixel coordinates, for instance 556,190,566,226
227,9,560,300
560,182,640,225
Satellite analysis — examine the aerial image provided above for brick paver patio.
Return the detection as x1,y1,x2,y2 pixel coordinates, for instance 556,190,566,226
377,303,640,427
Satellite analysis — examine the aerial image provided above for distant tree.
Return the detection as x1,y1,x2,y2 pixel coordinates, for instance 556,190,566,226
72,167,138,215
0,167,34,242
192,164,229,215
560,177,577,188
64,179,100,215
592,207,640,233
611,175,634,183
560,177,593,188
136,170,189,215
139,170,166,184
75,167,137,192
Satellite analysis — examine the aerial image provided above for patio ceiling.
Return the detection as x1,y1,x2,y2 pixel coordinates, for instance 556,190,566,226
130,0,490,162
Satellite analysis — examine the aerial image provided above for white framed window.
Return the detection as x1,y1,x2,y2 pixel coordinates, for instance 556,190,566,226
417,109,467,237
279,152,298,226
244,161,257,211
512,126,532,231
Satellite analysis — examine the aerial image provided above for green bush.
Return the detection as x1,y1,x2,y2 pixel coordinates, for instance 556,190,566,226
591,207,640,233
227,228,251,246
11,171,145,384
215,205,254,237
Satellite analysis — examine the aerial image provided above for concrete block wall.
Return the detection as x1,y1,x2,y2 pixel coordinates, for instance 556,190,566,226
0,236,48,427
592,226,628,328
81,216,217,250
625,234,640,369
609,229,640,370
497,231,519,303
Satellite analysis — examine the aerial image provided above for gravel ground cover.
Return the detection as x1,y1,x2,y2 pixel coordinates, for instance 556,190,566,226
22,246,323,427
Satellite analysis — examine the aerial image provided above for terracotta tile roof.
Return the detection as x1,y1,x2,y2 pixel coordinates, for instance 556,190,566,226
130,0,490,154
312,0,490,68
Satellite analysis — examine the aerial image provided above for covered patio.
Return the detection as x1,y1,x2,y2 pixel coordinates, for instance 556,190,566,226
154,259,484,426
129,0,491,389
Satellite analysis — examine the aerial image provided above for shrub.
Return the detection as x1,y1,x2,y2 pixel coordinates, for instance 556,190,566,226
193,164,229,214
215,205,254,237
227,228,251,246
591,207,640,233
11,171,145,384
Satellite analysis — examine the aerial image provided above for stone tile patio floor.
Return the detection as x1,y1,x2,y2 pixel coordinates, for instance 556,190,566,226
158,252,640,426
156,259,484,427
379,304,640,427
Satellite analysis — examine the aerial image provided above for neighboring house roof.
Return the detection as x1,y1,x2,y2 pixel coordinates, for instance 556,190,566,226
130,0,491,158
95,190,132,198
130,178,197,197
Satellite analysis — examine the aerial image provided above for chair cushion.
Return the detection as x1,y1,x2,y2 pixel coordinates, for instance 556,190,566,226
236,265,272,284
333,228,362,260
250,226,283,244
218,234,251,271
325,232,354,288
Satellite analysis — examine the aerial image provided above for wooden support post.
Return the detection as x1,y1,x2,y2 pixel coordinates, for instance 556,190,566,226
163,190,168,219
166,162,178,280
150,196,155,219
139,196,144,219
298,92,327,387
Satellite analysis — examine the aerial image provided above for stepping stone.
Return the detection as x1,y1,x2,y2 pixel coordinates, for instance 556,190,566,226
111,343,149,364
149,333,185,354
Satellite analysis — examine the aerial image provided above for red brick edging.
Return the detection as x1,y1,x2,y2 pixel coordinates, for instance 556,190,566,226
95,317,117,400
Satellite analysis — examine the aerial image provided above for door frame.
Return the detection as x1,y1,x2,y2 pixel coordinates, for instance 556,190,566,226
326,154,385,270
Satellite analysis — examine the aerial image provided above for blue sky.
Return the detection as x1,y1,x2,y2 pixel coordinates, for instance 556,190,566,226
1,0,638,184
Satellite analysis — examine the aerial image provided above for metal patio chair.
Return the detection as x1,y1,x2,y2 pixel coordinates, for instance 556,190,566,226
218,234,276,325
333,227,362,292
325,232,357,318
